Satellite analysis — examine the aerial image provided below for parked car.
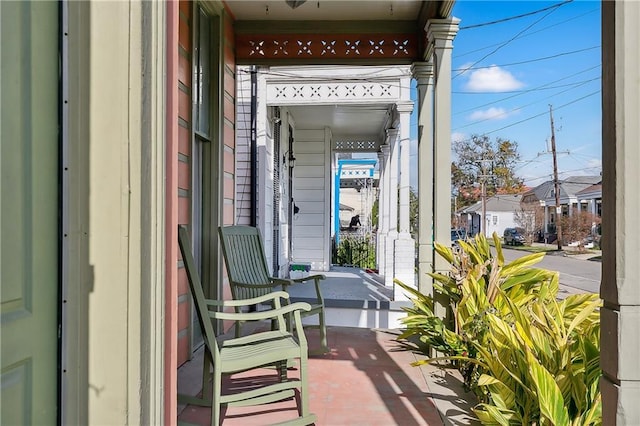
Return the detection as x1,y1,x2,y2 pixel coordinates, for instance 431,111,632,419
503,227,526,245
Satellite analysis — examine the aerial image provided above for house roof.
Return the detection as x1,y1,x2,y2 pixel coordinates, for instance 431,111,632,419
522,176,601,203
576,183,602,199
339,203,355,211
460,194,523,214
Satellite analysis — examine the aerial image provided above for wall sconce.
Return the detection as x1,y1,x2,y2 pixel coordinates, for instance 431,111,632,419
283,151,296,169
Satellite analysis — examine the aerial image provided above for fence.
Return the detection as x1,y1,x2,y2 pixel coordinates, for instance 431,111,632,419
332,231,376,269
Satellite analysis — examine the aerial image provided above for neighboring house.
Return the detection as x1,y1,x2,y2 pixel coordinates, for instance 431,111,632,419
338,203,356,229
1,1,636,424
520,176,601,233
576,182,602,217
458,194,523,238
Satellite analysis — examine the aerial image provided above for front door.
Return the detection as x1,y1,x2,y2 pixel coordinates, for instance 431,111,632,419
1,1,60,424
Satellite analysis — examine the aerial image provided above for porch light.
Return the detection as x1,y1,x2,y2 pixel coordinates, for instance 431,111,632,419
286,0,307,9
283,151,296,169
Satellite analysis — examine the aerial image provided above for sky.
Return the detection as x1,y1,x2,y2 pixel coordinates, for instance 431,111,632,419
410,0,602,189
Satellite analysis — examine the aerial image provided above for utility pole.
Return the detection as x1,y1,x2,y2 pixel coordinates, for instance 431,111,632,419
549,105,563,250
479,158,491,237
481,179,487,237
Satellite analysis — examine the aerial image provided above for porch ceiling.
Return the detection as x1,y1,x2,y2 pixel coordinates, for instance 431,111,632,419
226,1,437,22
288,103,391,146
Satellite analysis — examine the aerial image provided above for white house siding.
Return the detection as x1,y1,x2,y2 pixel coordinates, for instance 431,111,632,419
485,211,518,238
292,128,331,271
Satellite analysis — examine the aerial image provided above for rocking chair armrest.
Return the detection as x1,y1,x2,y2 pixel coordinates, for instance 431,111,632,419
205,291,290,308
291,274,326,302
208,301,312,322
291,274,326,284
271,277,294,288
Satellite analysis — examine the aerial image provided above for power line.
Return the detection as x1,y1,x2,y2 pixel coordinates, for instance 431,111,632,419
453,65,600,116
454,7,598,60
453,5,566,80
453,81,599,130
452,45,599,73
453,77,599,96
459,1,573,30
452,90,600,141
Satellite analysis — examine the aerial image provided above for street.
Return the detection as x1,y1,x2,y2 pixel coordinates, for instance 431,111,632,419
501,247,601,297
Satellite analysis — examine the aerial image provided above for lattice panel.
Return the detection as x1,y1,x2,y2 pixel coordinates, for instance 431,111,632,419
334,140,379,151
340,168,373,179
267,82,399,104
237,33,418,63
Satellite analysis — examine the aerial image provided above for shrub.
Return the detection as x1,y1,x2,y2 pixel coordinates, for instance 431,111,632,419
396,233,601,425
334,234,376,269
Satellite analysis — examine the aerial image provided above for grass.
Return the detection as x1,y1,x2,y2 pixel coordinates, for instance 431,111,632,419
486,238,602,260
487,239,560,253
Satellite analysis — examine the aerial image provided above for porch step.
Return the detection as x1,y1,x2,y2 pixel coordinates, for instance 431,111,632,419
290,296,411,329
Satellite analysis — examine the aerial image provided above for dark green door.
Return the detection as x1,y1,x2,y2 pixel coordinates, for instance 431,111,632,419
1,1,59,424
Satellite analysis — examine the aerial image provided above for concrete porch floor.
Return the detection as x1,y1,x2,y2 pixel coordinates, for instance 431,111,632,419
177,326,479,426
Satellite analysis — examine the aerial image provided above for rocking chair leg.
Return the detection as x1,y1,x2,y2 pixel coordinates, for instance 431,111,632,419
212,369,222,426
298,354,311,418
318,312,329,354
202,349,213,400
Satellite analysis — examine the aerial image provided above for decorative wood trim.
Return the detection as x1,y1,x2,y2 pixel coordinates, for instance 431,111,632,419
236,32,419,64
266,80,400,105
334,140,380,152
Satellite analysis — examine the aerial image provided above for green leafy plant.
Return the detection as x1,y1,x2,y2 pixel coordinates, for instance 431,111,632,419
396,233,601,425
334,234,376,269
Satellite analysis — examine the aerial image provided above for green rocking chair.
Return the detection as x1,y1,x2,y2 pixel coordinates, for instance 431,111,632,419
178,225,317,426
218,225,329,354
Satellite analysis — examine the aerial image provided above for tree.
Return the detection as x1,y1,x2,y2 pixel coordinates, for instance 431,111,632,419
514,203,545,245
409,188,418,239
560,211,601,252
452,135,525,208
371,198,378,230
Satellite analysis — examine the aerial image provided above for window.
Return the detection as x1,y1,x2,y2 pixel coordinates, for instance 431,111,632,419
195,6,211,139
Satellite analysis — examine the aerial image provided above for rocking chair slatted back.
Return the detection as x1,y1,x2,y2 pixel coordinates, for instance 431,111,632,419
218,225,330,354
219,226,272,300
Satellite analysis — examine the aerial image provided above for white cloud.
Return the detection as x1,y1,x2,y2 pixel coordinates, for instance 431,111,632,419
451,132,467,143
469,107,511,121
465,65,524,92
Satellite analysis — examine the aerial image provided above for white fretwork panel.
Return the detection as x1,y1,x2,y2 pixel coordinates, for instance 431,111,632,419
267,82,400,105
334,140,380,152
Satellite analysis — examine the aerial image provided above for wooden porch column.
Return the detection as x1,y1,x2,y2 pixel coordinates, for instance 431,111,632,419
428,17,458,317
394,101,416,298
385,129,400,288
601,1,640,423
428,17,459,268
377,145,390,277
397,102,414,237
412,62,434,296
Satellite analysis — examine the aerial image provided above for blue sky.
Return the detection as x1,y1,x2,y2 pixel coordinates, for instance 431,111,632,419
410,0,602,189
